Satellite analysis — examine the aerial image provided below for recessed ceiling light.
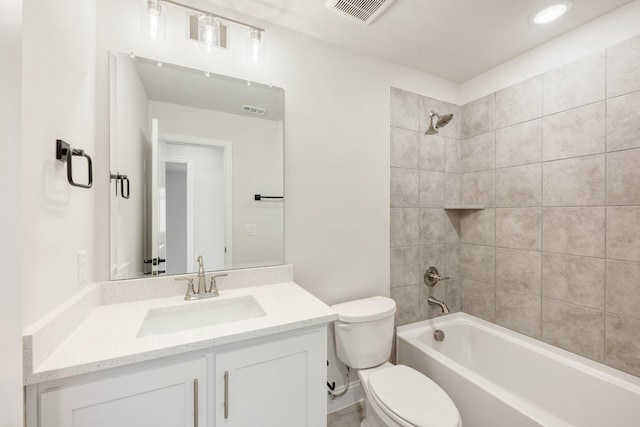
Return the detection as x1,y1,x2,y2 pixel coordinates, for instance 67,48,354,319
530,1,574,25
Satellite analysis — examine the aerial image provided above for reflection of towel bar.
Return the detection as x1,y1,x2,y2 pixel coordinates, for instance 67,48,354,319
110,172,130,199
56,140,93,189
254,194,283,201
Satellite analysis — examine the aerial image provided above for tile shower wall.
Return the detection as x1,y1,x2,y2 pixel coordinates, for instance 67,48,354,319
458,34,640,377
390,88,462,325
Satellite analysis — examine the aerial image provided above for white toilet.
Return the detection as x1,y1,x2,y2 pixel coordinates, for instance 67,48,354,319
332,296,461,427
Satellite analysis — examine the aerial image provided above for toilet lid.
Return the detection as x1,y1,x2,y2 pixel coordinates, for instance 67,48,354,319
368,365,460,427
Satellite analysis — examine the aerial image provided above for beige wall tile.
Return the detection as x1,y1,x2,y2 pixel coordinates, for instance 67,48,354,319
445,244,461,279
495,76,542,129
419,171,444,207
445,279,462,313
391,246,419,287
461,279,495,322
543,51,605,115
444,138,461,173
542,207,605,258
461,244,495,284
607,207,640,262
606,260,640,320
461,170,495,206
461,208,495,246
607,34,640,98
496,163,541,207
495,120,542,168
496,208,541,251
391,168,419,208
542,253,605,310
390,208,419,248
391,285,420,326
496,248,541,295
461,94,495,139
461,132,495,173
420,134,445,172
606,91,640,152
444,210,461,243
542,298,605,361
542,103,605,161
391,127,419,168
419,208,444,245
391,87,419,131
607,149,640,205
444,173,461,205
496,287,541,338
605,314,640,377
542,155,605,206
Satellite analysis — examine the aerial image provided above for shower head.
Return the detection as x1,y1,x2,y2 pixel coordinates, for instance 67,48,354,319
425,111,454,135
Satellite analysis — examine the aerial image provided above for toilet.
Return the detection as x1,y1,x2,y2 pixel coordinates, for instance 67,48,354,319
332,296,461,427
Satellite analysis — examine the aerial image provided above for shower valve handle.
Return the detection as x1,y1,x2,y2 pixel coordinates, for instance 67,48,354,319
424,266,450,287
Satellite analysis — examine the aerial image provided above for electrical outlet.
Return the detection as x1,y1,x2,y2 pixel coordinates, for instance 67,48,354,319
77,251,87,286
245,224,257,236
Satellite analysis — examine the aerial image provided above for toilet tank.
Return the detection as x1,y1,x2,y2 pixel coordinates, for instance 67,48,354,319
331,296,396,369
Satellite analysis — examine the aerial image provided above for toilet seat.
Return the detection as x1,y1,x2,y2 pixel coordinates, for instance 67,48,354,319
368,365,460,427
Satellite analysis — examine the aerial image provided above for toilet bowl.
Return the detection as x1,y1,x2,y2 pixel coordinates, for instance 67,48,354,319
331,297,461,427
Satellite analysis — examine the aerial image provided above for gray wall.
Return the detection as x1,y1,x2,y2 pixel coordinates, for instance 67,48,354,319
390,33,640,378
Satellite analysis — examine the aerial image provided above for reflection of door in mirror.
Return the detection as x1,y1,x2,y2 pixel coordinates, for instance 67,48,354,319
159,134,232,275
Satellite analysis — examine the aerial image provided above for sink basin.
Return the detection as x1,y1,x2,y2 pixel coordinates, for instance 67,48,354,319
137,296,266,338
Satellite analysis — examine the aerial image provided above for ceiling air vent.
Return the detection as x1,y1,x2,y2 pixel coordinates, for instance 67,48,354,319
325,0,394,25
241,105,267,115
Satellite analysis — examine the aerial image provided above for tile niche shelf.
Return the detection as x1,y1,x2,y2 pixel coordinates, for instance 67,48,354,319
443,205,485,210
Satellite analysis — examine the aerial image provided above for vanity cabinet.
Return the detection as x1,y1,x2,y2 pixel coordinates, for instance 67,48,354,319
214,328,326,427
38,357,206,427
29,326,327,427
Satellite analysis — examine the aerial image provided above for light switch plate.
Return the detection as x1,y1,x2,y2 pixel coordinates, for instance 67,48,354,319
245,224,257,236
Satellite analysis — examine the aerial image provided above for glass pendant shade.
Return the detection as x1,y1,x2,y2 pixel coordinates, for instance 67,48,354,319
141,0,166,40
247,28,265,64
198,14,220,52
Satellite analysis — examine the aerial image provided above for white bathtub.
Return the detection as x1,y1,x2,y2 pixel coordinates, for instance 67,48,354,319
396,313,640,427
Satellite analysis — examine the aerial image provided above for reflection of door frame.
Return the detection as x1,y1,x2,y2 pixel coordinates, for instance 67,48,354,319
160,133,233,268
164,158,194,274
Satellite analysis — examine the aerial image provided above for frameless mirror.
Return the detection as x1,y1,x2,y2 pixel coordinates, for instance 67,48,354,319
109,51,284,280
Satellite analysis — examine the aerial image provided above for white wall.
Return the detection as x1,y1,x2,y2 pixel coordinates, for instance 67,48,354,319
150,101,283,269
22,0,96,328
111,54,150,278
0,0,23,424
460,0,640,104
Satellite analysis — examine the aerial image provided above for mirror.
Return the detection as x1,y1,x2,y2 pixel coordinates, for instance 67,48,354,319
109,51,284,280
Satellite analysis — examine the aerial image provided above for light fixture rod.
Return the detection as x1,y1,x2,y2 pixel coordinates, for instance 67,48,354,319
161,0,265,32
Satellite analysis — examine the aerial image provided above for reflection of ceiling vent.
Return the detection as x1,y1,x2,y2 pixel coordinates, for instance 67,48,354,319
241,105,267,115
325,0,394,25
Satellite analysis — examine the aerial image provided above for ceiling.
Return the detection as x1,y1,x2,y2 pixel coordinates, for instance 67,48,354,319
203,0,634,83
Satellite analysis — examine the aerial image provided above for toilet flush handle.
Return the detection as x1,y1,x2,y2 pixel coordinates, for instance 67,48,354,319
337,322,353,331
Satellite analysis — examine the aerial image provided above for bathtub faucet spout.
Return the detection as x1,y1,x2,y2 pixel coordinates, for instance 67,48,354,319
427,296,450,314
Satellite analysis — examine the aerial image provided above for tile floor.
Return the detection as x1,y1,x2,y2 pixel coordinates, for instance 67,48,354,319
327,402,364,427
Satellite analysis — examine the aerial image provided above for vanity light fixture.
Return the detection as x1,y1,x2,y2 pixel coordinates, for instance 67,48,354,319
530,1,573,25
140,0,266,63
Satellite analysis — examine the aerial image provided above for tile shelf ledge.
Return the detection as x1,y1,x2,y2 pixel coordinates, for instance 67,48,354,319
443,205,485,210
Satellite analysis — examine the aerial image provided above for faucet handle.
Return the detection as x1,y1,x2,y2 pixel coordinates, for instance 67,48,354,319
176,277,195,300
208,274,228,296
424,266,450,287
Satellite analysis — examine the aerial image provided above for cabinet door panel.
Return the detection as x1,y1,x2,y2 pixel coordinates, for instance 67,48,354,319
215,328,326,427
40,358,206,427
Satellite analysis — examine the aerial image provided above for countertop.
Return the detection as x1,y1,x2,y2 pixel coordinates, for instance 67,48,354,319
24,278,337,385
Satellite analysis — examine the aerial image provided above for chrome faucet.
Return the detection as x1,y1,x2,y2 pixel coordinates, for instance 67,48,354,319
196,255,206,294
176,256,227,301
427,296,450,315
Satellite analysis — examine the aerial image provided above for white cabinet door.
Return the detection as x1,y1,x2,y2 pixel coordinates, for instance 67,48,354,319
214,328,327,427
40,358,206,427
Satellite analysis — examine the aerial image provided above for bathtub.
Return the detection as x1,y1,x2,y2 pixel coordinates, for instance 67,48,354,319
396,313,640,427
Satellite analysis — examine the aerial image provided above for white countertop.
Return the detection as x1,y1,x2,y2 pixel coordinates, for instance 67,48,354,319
24,280,337,385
